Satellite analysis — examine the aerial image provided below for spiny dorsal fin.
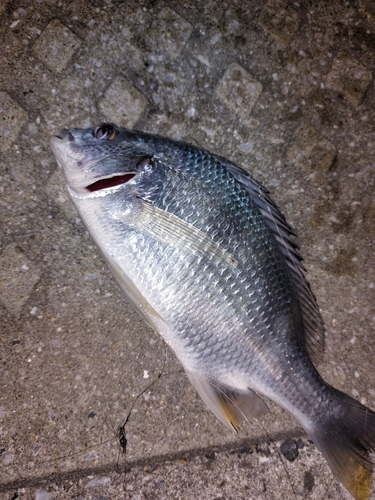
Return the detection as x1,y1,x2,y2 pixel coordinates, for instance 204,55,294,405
219,158,325,365
185,371,269,432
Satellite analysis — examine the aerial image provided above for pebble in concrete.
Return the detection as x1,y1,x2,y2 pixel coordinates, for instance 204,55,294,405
35,490,50,500
326,51,372,107
146,7,193,59
287,124,336,183
98,76,148,128
258,0,300,47
215,63,263,121
33,19,82,74
0,92,28,152
0,244,41,316
85,476,111,489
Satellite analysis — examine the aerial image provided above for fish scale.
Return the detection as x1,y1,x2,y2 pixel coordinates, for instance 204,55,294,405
149,158,296,332
51,124,375,500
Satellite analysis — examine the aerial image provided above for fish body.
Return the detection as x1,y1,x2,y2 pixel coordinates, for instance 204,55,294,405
51,123,375,500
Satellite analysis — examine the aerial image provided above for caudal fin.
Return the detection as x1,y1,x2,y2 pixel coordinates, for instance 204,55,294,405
309,388,375,500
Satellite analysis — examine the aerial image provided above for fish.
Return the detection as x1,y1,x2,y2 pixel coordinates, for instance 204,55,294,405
51,122,375,500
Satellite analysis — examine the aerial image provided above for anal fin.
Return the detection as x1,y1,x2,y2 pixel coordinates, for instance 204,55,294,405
186,372,269,432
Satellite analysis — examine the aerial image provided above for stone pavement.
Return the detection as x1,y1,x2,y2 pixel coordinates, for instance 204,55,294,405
0,0,374,498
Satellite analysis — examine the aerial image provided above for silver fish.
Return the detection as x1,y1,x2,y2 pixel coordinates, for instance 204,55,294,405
51,123,375,500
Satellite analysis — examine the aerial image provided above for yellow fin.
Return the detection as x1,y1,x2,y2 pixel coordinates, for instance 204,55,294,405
186,372,268,432
349,460,372,500
309,389,375,500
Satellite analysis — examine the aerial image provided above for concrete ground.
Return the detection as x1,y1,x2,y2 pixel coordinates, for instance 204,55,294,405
0,0,375,498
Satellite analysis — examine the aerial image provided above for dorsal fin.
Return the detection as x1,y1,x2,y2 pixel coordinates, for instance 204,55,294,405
217,157,325,365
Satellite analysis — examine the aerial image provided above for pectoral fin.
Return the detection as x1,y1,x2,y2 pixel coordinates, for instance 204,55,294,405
105,257,168,331
186,372,268,432
118,200,239,270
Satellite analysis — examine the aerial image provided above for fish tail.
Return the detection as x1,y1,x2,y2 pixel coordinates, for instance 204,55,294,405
309,387,375,500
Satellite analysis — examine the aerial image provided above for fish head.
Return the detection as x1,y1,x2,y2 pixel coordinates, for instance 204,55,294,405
50,123,159,196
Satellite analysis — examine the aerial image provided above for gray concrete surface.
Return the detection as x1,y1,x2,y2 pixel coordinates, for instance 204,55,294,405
0,0,374,498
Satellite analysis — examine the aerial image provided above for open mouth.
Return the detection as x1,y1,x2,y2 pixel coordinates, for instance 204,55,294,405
86,173,136,192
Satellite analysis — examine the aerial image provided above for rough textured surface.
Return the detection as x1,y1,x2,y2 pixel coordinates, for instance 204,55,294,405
258,0,300,47
0,0,374,499
215,63,263,119
98,76,148,128
4,439,353,500
145,6,193,59
32,19,82,74
0,243,41,316
326,50,372,106
287,124,337,182
0,91,28,152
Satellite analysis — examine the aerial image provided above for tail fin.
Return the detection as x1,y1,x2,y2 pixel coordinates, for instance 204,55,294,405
309,388,375,500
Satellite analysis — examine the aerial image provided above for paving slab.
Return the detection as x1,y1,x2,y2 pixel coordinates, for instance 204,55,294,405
326,50,372,106
145,6,193,59
32,19,82,75
0,1,375,499
286,124,337,183
98,76,148,128
215,63,263,121
258,0,300,48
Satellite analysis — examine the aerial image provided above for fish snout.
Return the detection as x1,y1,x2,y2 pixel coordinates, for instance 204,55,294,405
61,129,75,142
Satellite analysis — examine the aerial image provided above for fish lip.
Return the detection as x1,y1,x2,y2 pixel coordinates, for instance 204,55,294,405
51,129,74,142
50,135,64,162
50,130,77,173
62,129,75,142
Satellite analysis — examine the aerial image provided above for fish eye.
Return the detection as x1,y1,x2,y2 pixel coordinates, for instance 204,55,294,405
93,124,116,140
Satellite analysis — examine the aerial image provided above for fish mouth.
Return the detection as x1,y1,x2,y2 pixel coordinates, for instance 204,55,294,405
85,155,151,192
50,129,74,150
51,129,148,193
86,173,136,192
57,129,74,141
50,130,136,192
